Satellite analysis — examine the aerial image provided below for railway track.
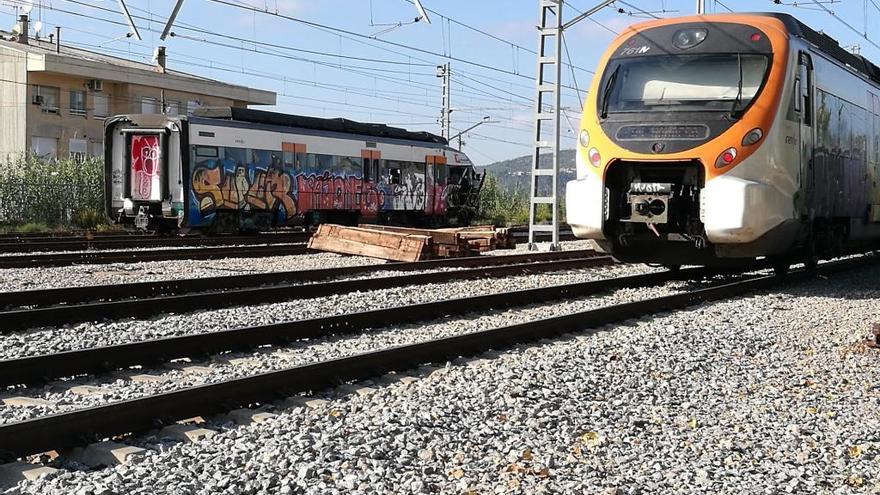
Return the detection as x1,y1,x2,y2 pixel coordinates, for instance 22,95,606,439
0,232,312,253
0,249,607,332
1,254,875,462
0,243,310,269
0,226,576,255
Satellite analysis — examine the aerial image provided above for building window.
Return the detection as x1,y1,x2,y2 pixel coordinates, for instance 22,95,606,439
31,137,58,158
69,90,86,117
165,100,180,116
93,94,109,119
186,100,201,116
32,85,59,114
141,97,159,114
90,141,103,157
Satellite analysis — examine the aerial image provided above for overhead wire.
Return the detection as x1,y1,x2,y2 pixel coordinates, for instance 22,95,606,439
44,0,550,110
398,0,597,74
204,0,593,87
9,0,593,158
804,0,880,50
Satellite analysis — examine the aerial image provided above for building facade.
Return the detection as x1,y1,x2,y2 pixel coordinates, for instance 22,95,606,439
0,21,276,162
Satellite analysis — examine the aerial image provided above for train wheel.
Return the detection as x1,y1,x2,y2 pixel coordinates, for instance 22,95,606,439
772,259,791,276
804,240,819,271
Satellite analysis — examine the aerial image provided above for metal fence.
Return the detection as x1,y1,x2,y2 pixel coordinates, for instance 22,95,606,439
0,181,104,226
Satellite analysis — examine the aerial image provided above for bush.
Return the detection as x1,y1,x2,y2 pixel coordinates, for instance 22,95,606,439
73,208,104,230
477,174,526,226
477,174,565,226
0,156,105,230
13,222,51,233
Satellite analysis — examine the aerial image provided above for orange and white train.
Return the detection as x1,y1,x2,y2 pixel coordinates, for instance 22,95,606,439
566,13,880,270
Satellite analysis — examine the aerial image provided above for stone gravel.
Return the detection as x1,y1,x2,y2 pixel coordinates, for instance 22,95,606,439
0,259,646,362
6,262,880,494
0,252,381,292
0,273,693,424
0,240,596,292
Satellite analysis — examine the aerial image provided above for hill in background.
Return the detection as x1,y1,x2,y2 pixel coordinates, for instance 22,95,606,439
478,149,577,192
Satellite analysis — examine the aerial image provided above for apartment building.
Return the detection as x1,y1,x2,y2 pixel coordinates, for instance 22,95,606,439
0,16,276,162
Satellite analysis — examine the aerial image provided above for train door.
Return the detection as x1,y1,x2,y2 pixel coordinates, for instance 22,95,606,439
361,150,380,184
425,155,447,217
127,133,166,203
361,149,381,217
796,51,814,216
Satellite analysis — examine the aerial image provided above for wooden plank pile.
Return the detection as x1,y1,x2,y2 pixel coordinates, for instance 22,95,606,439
307,223,516,262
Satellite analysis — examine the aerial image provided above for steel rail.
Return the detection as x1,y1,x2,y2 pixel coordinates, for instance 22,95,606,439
0,266,700,388
0,231,144,240
4,255,873,461
0,233,312,253
0,255,612,333
0,249,598,310
0,244,310,269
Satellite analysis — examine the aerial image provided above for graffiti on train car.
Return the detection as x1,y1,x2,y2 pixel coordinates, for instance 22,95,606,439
388,169,426,211
296,172,385,214
191,165,297,222
187,150,439,226
130,135,161,201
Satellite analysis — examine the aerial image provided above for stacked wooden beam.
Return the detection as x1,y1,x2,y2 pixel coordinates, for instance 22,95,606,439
307,224,516,261
307,224,430,262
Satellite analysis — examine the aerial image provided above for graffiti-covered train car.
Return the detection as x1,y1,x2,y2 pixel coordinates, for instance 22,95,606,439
104,107,483,233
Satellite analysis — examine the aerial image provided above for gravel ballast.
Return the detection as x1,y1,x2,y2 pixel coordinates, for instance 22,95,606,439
0,253,381,292
0,261,649,362
6,263,880,494
0,240,596,292
0,275,689,424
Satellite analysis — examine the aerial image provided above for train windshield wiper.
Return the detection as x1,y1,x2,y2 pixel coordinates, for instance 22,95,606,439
730,53,744,119
600,64,620,119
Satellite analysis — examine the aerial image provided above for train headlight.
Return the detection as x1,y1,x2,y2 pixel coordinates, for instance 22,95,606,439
672,28,708,50
588,147,602,167
579,129,590,148
742,128,763,146
715,147,738,168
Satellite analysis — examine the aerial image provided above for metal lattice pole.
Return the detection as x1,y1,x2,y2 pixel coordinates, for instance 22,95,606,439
527,0,562,251
527,0,617,251
437,63,451,140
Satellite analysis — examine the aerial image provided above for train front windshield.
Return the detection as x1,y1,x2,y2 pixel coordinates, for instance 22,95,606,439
600,53,769,115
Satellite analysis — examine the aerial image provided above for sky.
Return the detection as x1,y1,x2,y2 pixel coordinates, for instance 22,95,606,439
1,0,878,165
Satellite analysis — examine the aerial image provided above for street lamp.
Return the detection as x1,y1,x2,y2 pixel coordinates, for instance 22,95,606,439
449,116,495,150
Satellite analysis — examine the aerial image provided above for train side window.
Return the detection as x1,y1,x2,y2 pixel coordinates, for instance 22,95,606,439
195,146,218,158
386,161,402,185
794,78,802,113
799,52,813,127
435,162,447,183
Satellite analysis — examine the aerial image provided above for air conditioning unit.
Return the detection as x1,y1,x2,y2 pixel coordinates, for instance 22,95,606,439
87,79,103,92
31,95,43,105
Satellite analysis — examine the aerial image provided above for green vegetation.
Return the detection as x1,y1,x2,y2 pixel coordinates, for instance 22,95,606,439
477,173,565,226
477,174,529,226
476,151,574,227
0,156,107,231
